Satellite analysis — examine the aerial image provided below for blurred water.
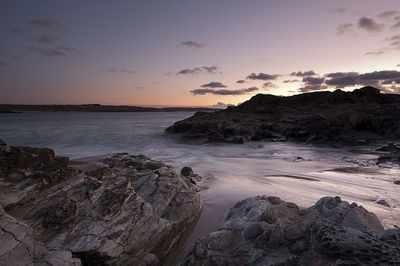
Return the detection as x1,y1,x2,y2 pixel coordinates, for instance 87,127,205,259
1,112,399,245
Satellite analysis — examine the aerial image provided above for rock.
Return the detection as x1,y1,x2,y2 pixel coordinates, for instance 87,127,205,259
376,143,400,167
180,166,193,177
166,86,400,146
178,196,400,265
377,199,390,207
395,180,400,185
0,140,202,265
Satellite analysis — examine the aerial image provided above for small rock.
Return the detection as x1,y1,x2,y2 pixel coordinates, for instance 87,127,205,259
180,166,193,177
394,180,400,185
376,199,390,208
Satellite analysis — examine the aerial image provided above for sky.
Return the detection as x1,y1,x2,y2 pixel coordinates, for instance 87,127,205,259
1,0,400,107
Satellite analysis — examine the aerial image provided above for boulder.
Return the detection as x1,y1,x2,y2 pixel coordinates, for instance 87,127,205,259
0,140,202,265
178,196,400,265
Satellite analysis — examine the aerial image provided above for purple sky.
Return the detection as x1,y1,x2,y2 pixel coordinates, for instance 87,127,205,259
1,0,400,106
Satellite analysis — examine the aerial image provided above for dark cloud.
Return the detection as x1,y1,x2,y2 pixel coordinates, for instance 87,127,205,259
109,68,136,74
8,27,26,34
290,70,316,77
177,65,220,75
263,82,277,89
328,8,347,14
386,34,400,47
336,23,354,35
181,41,204,48
191,87,258,95
38,34,57,44
283,79,300,83
212,102,235,109
247,72,278,80
236,80,245,84
358,17,384,32
201,81,227,88
26,18,64,31
378,10,399,18
324,70,400,88
302,76,325,85
297,85,328,93
27,45,76,57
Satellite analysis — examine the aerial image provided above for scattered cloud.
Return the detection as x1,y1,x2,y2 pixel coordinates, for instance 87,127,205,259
302,76,325,85
392,16,400,29
109,68,136,74
247,72,278,80
27,45,76,57
328,7,347,14
336,23,354,35
201,81,227,88
397,64,400,67
191,87,258,95
290,70,316,77
385,34,400,48
8,27,26,34
283,79,300,83
212,102,234,109
177,65,220,75
365,49,385,56
236,80,246,84
181,41,204,48
26,18,64,31
297,85,328,93
263,82,277,89
378,10,399,19
324,70,400,88
358,17,384,32
38,34,57,44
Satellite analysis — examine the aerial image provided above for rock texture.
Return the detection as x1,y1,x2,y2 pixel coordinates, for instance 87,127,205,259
178,196,400,266
0,140,202,265
167,86,400,145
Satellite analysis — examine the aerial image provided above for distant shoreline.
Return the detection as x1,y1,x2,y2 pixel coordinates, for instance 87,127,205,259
0,104,220,113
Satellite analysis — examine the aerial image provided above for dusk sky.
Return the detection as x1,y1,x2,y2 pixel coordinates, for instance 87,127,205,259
1,0,400,107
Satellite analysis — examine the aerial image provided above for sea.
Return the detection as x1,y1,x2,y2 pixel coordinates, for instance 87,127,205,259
1,111,399,248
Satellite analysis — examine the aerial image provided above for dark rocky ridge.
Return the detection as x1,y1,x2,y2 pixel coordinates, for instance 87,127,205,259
166,86,400,145
178,196,400,265
0,140,202,265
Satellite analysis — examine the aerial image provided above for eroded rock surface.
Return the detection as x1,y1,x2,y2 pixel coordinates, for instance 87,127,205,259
178,196,400,266
167,86,400,146
0,140,202,265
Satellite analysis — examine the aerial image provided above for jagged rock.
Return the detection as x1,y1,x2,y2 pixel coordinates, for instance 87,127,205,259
178,196,400,266
377,199,391,207
166,87,400,146
395,180,400,185
0,140,202,265
376,143,400,167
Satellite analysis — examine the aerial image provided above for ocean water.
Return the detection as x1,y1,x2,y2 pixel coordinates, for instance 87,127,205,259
1,112,399,248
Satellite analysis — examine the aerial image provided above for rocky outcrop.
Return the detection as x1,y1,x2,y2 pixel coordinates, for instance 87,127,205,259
0,140,202,265
166,86,400,145
178,196,400,266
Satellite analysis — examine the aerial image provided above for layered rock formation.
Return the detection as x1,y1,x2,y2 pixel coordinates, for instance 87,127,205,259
167,87,400,145
178,196,400,265
0,140,202,265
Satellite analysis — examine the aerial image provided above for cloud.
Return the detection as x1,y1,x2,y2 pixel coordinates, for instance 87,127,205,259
336,23,354,35
392,16,400,29
386,34,400,47
177,65,220,75
181,41,204,48
201,81,227,88
290,70,316,77
247,72,278,80
109,68,136,74
397,64,400,67
191,87,258,95
27,45,76,57
212,102,235,109
8,27,26,34
328,8,347,14
297,85,328,93
263,82,277,89
302,76,325,85
358,17,384,32
283,79,300,83
38,34,57,44
26,18,64,31
324,70,400,88
236,80,245,84
0,60,9,67
365,50,385,56
378,10,399,18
